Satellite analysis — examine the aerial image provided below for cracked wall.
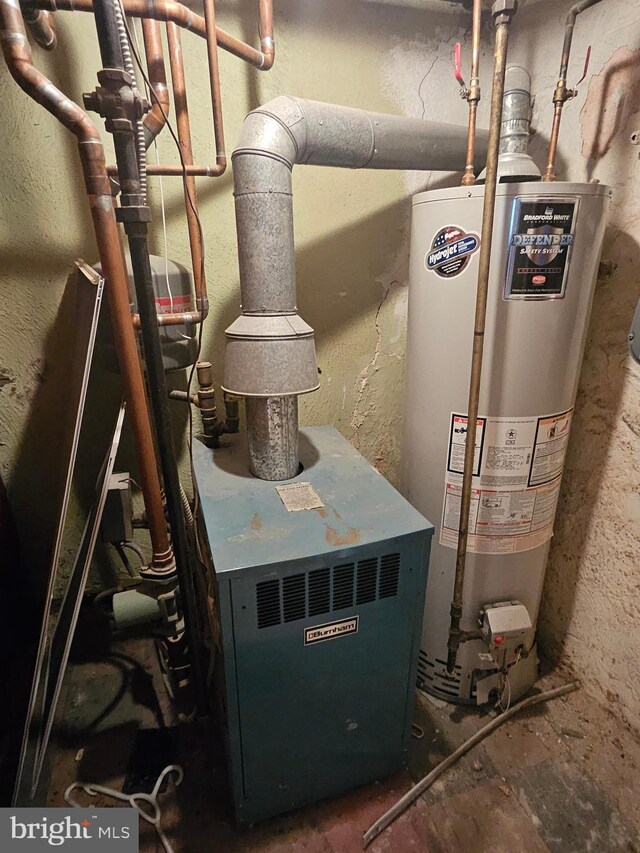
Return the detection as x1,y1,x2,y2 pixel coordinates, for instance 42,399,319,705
506,0,640,733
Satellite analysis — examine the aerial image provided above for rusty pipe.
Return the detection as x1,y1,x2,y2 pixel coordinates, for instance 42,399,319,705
20,3,57,49
447,0,517,676
0,0,172,570
461,0,482,186
141,18,169,145
543,0,602,182
23,0,274,69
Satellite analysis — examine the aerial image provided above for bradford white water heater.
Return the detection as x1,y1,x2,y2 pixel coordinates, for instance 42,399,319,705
401,181,610,704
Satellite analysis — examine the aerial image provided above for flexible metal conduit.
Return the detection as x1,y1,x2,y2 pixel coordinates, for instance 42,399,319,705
224,96,489,480
0,0,172,571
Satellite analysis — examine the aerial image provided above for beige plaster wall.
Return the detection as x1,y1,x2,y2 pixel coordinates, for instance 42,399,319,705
2,0,637,734
505,0,640,733
0,2,477,589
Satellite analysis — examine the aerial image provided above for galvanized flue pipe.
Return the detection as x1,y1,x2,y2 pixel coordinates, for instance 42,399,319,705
226,96,489,479
0,0,172,571
446,0,518,676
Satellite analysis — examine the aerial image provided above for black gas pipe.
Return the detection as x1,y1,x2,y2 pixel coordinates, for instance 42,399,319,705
89,0,207,714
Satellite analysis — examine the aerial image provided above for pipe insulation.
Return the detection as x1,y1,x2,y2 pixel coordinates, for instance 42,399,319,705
224,95,489,479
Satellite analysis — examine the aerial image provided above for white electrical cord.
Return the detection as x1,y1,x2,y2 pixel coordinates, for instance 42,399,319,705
65,764,183,853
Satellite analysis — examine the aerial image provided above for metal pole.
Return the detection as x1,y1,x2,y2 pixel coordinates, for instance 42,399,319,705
446,0,518,676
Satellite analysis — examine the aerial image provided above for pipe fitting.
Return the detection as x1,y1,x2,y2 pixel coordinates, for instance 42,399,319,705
492,0,517,24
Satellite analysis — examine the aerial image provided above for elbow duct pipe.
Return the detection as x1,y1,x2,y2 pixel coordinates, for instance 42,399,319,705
224,95,488,479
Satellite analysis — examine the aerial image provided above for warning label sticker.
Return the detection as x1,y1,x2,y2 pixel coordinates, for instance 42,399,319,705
447,415,486,477
440,409,573,554
276,482,325,512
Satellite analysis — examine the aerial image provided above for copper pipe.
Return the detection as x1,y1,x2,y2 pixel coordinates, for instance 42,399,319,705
0,0,172,570
107,163,221,176
129,1,227,328
24,0,274,69
461,0,482,187
141,18,169,144
20,4,57,49
202,0,226,173
543,0,602,182
164,21,205,314
446,0,517,676
107,0,227,183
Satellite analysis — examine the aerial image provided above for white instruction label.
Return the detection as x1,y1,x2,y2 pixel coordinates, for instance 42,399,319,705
276,482,325,512
440,409,573,554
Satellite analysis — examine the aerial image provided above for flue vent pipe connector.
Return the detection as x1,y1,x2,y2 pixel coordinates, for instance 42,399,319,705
478,65,539,183
225,96,489,479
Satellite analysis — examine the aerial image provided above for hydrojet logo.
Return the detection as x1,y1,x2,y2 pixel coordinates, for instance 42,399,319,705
426,226,479,278
1,809,138,850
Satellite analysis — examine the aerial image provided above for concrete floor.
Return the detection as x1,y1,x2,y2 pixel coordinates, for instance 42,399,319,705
45,631,640,853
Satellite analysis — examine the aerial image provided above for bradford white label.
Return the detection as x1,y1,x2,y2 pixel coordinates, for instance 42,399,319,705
304,617,359,645
505,197,578,298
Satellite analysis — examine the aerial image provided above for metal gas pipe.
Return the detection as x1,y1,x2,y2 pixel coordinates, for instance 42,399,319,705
446,0,518,676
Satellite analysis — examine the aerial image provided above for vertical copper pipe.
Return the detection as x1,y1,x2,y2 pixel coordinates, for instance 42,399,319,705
0,0,172,570
543,0,603,182
141,17,170,144
165,21,205,310
461,0,482,187
203,0,226,174
447,1,517,675
258,0,274,69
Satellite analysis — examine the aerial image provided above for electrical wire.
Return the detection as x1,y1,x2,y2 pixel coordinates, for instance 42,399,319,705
362,680,581,848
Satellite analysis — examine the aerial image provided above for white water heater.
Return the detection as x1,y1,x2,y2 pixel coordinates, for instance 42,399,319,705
401,181,610,704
